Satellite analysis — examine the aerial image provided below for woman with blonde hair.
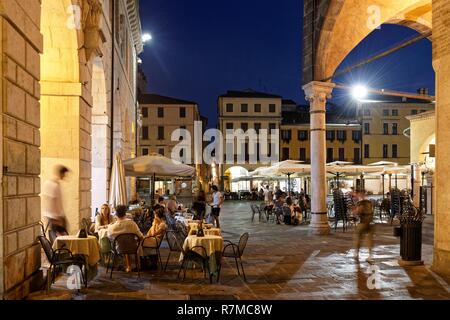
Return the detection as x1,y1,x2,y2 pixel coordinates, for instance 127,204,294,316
95,204,115,233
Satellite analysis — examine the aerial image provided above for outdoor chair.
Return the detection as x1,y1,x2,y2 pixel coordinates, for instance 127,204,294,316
263,205,275,223
250,204,258,222
164,230,184,271
107,233,142,279
282,206,292,225
142,233,165,271
332,189,349,232
81,218,96,237
177,245,210,282
99,236,112,266
258,203,268,223
218,232,249,282
37,235,86,293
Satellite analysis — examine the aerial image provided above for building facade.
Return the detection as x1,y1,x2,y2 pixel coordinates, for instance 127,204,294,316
280,105,362,164
359,96,435,165
217,90,282,190
138,94,207,196
0,0,142,299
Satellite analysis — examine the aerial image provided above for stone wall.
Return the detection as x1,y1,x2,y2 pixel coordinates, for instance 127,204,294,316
0,0,43,299
432,0,450,276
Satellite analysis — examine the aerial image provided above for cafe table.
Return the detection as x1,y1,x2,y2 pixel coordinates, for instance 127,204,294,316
188,227,221,237
53,235,101,285
181,234,224,278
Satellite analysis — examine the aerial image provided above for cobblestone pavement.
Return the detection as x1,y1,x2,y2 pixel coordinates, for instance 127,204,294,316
28,201,450,300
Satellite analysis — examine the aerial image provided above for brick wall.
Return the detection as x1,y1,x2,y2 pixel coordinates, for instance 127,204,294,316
0,0,43,299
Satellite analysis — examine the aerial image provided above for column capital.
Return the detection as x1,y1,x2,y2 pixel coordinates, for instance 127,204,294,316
302,81,336,103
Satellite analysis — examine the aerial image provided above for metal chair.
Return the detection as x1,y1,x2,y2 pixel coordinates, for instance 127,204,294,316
142,233,165,271
107,233,142,279
218,233,249,282
81,218,95,236
256,204,267,222
178,245,210,282
37,235,86,293
164,230,184,271
250,204,258,222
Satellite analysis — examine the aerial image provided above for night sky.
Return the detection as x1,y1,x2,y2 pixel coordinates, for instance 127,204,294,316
139,0,435,128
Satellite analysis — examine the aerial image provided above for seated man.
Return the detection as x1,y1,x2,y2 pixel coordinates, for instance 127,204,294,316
166,195,179,215
108,205,144,272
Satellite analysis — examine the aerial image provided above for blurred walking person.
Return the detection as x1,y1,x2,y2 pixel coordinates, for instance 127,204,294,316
42,165,70,240
352,189,374,262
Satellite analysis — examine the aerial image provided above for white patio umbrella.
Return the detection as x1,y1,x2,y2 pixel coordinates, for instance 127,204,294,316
109,152,128,208
123,153,196,177
326,161,354,166
249,166,270,177
123,153,196,201
259,160,310,194
368,161,398,166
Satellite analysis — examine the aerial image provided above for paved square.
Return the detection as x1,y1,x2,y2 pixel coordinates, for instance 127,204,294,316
28,201,450,300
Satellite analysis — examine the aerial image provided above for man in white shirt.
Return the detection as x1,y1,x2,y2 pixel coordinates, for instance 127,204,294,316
42,165,69,237
210,185,224,228
108,205,143,272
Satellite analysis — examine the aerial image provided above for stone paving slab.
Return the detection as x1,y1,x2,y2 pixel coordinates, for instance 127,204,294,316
28,201,450,300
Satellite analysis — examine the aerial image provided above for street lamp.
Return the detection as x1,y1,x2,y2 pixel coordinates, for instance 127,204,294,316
142,33,152,44
352,85,368,100
352,85,368,166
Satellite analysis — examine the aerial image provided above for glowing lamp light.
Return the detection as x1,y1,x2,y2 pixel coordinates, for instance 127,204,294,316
142,33,152,43
352,85,368,99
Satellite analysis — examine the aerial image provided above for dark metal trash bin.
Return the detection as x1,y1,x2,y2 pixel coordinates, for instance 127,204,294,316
399,221,422,262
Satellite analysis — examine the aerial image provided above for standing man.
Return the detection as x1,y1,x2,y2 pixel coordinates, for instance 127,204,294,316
210,185,224,228
42,165,70,238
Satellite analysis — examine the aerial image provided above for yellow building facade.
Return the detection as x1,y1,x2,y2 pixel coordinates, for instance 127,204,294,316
280,105,362,164
217,91,282,190
359,97,435,165
138,94,207,194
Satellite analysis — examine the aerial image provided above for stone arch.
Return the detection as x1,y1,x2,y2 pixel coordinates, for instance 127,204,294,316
315,0,432,81
224,166,250,192
40,0,96,233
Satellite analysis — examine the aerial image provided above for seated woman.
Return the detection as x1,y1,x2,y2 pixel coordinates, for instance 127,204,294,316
95,204,115,234
273,195,285,224
286,197,302,225
143,206,167,247
108,205,144,272
142,207,168,268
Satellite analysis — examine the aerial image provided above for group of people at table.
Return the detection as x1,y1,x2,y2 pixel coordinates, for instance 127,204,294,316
51,187,225,275
263,186,310,225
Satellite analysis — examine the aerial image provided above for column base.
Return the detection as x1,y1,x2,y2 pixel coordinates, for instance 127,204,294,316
398,259,424,267
309,215,331,235
432,248,450,278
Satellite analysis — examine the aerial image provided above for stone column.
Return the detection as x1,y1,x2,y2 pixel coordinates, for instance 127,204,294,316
432,0,450,276
303,81,335,235
413,164,421,208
